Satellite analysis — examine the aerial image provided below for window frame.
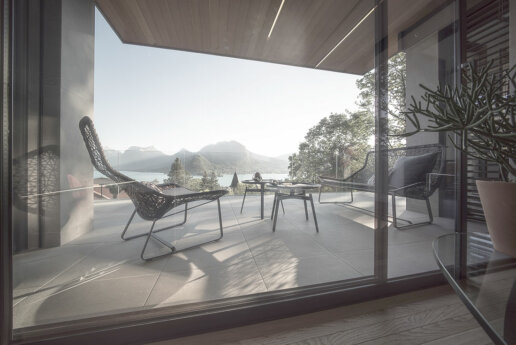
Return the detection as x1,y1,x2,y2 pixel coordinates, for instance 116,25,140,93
0,0,466,344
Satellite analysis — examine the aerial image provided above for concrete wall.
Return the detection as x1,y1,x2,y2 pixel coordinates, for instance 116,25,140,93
12,0,94,250
59,0,95,244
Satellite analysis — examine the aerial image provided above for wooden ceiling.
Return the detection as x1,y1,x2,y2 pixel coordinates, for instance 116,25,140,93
96,0,450,75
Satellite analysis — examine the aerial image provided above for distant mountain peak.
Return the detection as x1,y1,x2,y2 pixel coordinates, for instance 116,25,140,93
105,140,288,175
125,145,161,153
200,141,247,153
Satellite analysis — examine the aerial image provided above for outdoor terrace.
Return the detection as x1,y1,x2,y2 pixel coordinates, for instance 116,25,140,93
13,192,475,329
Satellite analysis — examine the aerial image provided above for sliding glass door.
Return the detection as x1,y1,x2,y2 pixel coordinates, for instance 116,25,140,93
1,0,471,344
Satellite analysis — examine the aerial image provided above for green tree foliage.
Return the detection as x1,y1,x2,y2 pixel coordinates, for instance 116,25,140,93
165,158,191,186
188,178,202,191
289,112,374,182
230,172,239,191
288,53,407,181
199,170,221,191
356,52,407,147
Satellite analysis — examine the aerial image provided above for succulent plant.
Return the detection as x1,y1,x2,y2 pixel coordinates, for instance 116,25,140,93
400,61,516,181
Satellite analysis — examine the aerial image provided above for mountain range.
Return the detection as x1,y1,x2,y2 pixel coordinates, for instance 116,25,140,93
103,141,289,175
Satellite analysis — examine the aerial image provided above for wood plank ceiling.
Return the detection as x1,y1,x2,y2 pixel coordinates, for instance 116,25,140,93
96,0,449,75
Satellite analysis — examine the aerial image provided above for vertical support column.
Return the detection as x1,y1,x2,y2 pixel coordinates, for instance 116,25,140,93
0,0,12,342
511,0,516,94
374,0,389,282
455,0,468,280
12,0,94,250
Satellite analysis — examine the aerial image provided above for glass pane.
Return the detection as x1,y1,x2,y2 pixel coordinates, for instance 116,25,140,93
463,0,511,234
11,0,378,333
386,1,459,278
10,0,471,339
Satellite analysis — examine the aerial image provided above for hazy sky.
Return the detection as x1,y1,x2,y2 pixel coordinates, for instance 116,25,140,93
94,10,361,157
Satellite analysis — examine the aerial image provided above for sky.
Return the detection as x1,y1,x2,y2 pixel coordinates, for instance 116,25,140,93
94,9,361,157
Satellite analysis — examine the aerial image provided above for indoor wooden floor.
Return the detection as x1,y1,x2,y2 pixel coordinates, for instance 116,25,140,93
150,285,493,345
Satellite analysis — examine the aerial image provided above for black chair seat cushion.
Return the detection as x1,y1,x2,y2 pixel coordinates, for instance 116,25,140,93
388,151,439,189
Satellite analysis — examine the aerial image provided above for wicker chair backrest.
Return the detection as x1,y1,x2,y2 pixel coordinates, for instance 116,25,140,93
79,116,177,220
79,116,133,185
350,144,445,198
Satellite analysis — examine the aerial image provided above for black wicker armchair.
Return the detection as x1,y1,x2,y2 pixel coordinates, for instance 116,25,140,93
79,116,227,260
319,144,445,229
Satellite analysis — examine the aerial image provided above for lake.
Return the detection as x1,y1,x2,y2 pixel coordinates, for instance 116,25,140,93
94,171,289,187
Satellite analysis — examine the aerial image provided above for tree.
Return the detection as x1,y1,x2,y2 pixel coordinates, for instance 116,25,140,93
208,171,221,190
165,158,191,186
289,111,374,182
288,53,407,181
356,52,407,147
230,172,239,192
200,171,210,190
199,170,221,191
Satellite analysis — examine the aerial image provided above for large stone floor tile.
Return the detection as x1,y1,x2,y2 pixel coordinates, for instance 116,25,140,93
164,234,253,272
13,243,100,290
387,241,440,278
256,253,363,290
14,275,159,328
336,249,375,276
51,239,168,282
145,258,267,307
312,225,375,253
244,230,331,259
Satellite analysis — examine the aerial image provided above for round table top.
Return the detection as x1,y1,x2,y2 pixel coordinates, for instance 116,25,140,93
241,179,276,185
268,182,321,191
434,232,516,345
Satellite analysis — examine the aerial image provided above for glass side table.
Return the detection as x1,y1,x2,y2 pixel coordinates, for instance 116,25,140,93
433,232,516,345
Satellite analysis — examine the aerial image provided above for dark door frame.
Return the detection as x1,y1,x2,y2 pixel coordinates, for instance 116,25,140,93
1,0,13,344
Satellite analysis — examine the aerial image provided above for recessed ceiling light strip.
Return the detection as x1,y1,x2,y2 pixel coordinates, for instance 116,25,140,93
315,3,379,68
268,0,286,39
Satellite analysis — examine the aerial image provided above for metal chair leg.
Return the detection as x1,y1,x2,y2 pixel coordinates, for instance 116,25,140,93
271,193,285,220
121,208,137,240
122,203,188,240
240,187,248,213
392,196,434,230
303,191,309,220
271,192,277,220
309,194,319,232
141,200,224,261
140,220,175,261
272,196,281,232
392,194,397,229
426,197,434,223
217,198,224,239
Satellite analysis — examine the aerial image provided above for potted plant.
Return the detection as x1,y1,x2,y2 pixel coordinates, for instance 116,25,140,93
400,61,516,256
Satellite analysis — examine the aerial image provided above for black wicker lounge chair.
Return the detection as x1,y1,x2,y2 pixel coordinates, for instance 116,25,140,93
79,116,227,260
319,144,445,229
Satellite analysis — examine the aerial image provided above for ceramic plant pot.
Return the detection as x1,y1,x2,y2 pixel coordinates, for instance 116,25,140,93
476,180,516,257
